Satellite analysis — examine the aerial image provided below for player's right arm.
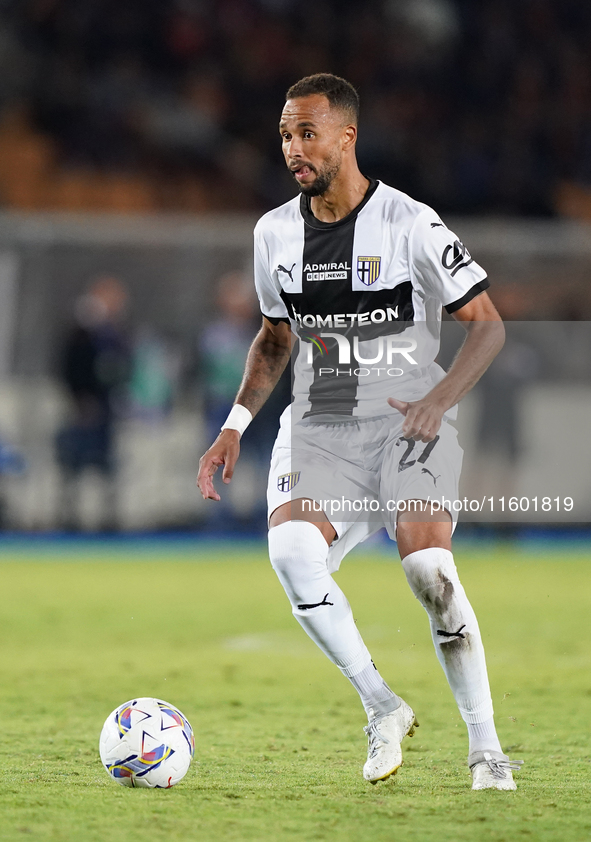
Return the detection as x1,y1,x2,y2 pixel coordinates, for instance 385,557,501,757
196,317,292,501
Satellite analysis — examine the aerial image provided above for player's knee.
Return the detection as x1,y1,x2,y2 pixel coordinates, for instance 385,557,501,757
268,520,329,591
402,547,478,641
395,512,452,561
401,547,459,606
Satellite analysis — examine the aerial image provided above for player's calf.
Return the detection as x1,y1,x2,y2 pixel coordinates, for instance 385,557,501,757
401,546,493,719
268,520,403,742
268,520,392,691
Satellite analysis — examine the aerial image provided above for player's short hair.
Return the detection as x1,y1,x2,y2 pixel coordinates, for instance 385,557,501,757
286,73,359,125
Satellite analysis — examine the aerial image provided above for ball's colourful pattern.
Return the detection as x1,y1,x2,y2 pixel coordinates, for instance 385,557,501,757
157,701,195,756
114,702,150,737
100,698,194,788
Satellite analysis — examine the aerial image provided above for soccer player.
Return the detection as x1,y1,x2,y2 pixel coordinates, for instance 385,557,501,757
197,74,522,790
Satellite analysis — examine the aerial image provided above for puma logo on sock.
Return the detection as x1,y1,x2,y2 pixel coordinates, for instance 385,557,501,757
298,593,334,610
437,624,466,639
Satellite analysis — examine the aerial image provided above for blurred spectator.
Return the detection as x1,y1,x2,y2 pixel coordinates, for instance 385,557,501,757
55,275,130,530
0,1,589,215
129,326,182,422
199,271,256,432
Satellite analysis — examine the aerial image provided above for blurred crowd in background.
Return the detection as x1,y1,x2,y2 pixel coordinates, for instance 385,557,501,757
50,268,288,532
0,0,590,534
0,0,590,215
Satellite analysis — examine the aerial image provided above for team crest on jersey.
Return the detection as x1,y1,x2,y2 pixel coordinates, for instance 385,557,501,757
357,256,381,286
277,472,300,492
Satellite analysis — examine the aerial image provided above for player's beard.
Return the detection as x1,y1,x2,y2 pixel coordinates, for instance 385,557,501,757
295,154,341,197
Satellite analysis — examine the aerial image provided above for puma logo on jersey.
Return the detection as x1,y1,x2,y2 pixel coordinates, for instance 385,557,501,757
430,222,444,228
421,467,441,486
277,263,296,283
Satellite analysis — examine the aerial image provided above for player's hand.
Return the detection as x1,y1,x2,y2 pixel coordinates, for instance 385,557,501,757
387,396,445,442
197,429,241,501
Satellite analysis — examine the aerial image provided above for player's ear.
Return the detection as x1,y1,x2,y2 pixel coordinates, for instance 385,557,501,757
341,124,357,150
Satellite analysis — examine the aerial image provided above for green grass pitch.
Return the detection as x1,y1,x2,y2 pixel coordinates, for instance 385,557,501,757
0,540,590,842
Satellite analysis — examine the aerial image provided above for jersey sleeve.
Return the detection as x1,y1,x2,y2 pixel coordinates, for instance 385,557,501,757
253,224,290,324
408,208,489,313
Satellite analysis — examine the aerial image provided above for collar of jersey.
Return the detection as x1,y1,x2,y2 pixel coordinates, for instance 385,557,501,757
299,178,379,230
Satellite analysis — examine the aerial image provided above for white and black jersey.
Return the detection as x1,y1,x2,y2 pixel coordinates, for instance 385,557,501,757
254,179,488,421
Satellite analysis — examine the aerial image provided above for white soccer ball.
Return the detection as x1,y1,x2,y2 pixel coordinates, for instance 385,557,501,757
99,697,195,788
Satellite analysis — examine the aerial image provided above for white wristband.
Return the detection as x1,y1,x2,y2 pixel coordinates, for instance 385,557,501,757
221,404,253,437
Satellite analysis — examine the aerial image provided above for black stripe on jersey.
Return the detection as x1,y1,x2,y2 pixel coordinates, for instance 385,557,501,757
444,278,490,314
284,179,414,418
299,202,359,416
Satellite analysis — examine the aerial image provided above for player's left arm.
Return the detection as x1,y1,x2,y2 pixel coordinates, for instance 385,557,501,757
388,291,504,442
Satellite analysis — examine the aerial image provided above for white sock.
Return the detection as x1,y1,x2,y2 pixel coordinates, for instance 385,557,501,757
467,718,502,755
348,661,400,719
269,521,399,716
402,547,500,747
